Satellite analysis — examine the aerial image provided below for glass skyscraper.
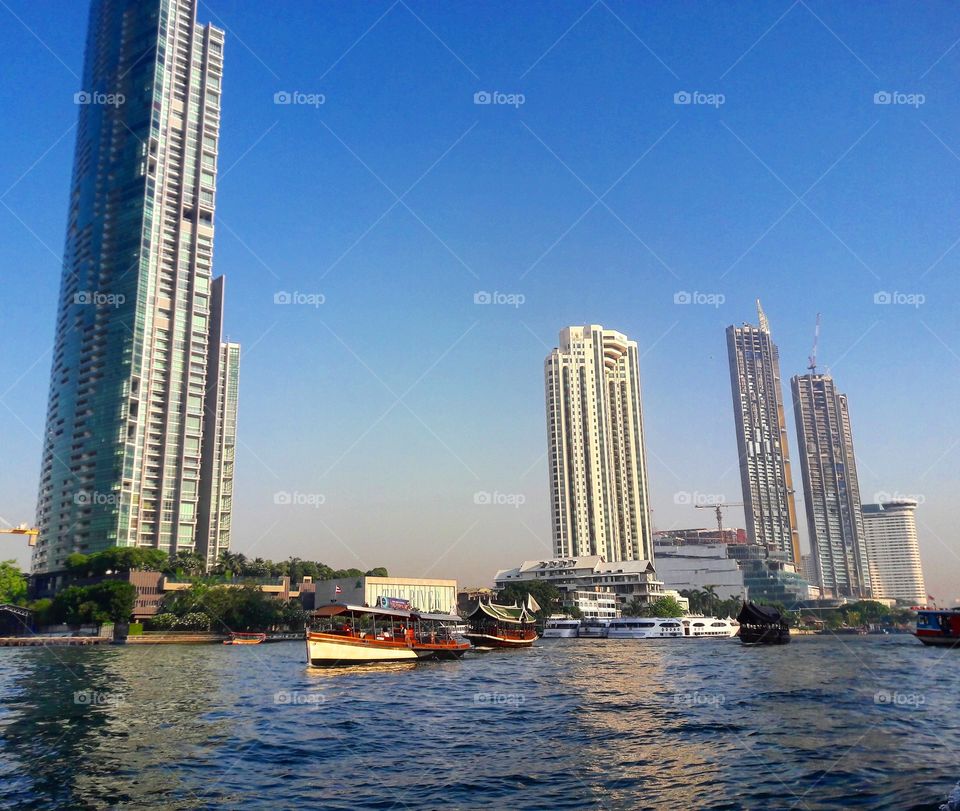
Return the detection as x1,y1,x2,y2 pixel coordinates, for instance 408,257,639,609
33,0,239,573
726,301,801,566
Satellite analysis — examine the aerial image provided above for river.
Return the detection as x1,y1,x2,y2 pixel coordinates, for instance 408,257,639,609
0,635,957,809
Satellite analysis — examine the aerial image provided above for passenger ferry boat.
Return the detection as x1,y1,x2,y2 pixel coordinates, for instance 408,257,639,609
736,602,790,645
577,618,611,638
606,617,684,638
306,603,469,666
542,617,581,638
223,632,267,645
464,597,538,648
681,616,739,638
915,609,960,647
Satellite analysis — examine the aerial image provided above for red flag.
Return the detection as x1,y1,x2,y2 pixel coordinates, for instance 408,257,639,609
335,585,342,594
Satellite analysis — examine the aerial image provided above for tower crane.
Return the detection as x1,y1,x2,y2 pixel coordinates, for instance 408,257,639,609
0,524,39,546
694,502,744,543
808,312,821,373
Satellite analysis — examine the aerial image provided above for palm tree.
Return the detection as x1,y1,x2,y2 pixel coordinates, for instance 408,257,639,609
702,585,720,616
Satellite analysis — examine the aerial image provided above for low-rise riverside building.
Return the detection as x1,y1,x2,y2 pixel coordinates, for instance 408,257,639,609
493,556,665,615
304,575,458,615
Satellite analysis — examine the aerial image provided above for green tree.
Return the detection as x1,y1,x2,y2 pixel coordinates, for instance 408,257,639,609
85,581,136,624
365,567,389,577
166,550,206,577
497,581,563,619
0,560,27,605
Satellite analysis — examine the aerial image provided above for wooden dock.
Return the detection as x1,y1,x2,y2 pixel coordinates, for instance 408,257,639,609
0,636,111,647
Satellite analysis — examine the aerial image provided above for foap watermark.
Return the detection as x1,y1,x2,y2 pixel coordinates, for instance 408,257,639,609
274,290,325,307
74,689,125,707
874,290,924,308
674,90,725,108
74,490,121,507
874,490,926,505
274,90,325,108
474,490,526,508
74,291,124,308
474,691,526,707
673,491,725,507
673,691,726,707
74,90,125,108
674,290,725,308
874,90,925,108
473,90,525,108
875,689,925,708
274,690,325,706
473,290,525,308
274,491,326,508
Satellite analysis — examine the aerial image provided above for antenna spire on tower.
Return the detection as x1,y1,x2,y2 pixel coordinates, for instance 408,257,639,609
756,299,770,333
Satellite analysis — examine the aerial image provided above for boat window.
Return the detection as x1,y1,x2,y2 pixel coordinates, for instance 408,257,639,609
711,622,726,627
693,622,705,627
638,622,654,628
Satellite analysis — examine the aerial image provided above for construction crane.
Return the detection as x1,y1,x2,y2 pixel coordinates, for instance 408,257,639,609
0,524,39,547
808,312,821,373
694,502,744,543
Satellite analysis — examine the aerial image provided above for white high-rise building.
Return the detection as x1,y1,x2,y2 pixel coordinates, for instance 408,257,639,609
544,325,653,562
861,500,927,605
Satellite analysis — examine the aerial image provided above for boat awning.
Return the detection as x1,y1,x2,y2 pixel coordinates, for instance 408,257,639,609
312,603,414,619
418,613,464,623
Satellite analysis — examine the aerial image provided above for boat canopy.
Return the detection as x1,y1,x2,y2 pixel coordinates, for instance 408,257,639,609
737,602,784,625
465,599,536,624
313,603,416,620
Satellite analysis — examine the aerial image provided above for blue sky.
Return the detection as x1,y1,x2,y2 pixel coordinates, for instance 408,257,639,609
1,1,958,600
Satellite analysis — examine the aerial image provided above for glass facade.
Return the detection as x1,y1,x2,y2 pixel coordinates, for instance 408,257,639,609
33,0,238,573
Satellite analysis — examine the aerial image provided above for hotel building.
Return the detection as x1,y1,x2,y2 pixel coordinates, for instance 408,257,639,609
861,500,927,605
33,0,239,573
544,326,653,562
791,373,871,598
726,302,801,565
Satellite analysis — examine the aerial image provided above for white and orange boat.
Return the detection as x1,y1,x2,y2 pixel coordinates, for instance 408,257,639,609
306,603,469,667
223,632,267,645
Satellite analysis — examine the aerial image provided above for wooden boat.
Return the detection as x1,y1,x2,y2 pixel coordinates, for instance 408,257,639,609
306,603,470,667
223,632,267,645
463,597,538,648
736,602,790,645
915,609,960,647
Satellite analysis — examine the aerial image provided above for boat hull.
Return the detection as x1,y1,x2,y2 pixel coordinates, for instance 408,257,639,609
916,633,960,647
739,627,791,645
306,633,469,666
542,629,579,638
464,632,537,648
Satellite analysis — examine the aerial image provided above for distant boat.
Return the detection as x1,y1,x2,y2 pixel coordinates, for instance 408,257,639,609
915,609,960,648
542,617,580,638
607,617,684,639
306,603,470,666
681,616,739,638
464,596,538,648
577,618,611,638
223,632,266,645
736,602,790,645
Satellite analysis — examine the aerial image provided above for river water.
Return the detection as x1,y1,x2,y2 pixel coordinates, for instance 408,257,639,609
0,635,957,809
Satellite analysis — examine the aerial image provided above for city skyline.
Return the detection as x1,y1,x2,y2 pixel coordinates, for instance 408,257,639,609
30,0,239,573
1,2,957,599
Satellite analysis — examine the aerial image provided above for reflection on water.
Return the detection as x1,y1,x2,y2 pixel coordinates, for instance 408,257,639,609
0,637,957,809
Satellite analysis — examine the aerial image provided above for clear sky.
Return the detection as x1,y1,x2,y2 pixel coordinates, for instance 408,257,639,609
1,1,958,601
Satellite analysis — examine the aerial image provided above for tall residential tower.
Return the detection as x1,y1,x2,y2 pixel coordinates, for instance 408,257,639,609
33,0,239,573
862,500,927,605
791,373,871,598
545,325,653,563
726,302,801,565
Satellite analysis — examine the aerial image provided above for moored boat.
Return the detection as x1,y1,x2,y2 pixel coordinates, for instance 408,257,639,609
681,616,739,638
577,618,611,638
542,617,581,638
464,597,538,648
736,602,790,645
607,617,684,639
223,632,267,645
915,608,960,647
306,603,470,666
